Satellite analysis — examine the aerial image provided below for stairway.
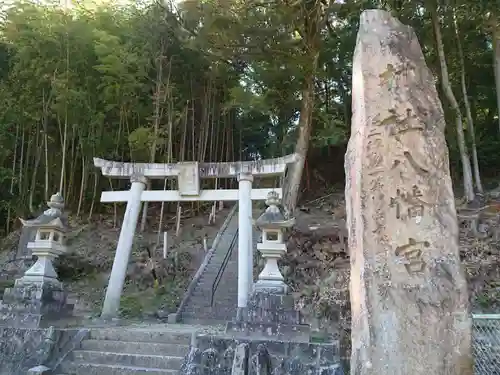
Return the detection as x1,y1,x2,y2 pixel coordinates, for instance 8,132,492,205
179,209,239,324
179,205,263,324
55,328,191,375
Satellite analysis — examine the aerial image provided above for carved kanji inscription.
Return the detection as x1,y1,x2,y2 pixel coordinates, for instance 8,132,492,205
372,209,385,234
395,237,430,274
365,136,385,175
391,151,430,176
389,185,429,220
368,176,384,192
373,108,425,138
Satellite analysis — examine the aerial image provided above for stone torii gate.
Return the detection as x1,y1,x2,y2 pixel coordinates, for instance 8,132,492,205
93,155,297,319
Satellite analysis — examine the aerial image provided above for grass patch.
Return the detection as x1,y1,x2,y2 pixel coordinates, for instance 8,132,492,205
119,293,144,318
118,278,188,318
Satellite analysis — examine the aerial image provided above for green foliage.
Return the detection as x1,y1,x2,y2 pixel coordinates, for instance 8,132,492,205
119,294,144,318
128,127,154,161
0,0,499,233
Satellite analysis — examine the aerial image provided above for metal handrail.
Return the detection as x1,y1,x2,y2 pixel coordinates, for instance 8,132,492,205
210,229,238,307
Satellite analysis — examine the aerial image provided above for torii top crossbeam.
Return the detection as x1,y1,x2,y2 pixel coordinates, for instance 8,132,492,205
93,154,298,179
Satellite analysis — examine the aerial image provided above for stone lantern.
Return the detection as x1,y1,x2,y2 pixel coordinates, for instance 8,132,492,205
227,191,310,341
253,191,294,294
0,193,73,328
16,191,67,266
20,192,68,285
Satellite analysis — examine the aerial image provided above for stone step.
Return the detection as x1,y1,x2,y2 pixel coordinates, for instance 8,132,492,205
196,277,238,284
195,281,237,286
186,299,236,306
89,329,191,344
183,298,236,307
182,301,236,310
181,316,229,325
80,339,189,356
190,290,237,298
72,350,183,370
181,311,234,320
181,311,233,319
59,361,176,375
192,287,236,292
198,272,237,280
196,277,238,286
199,269,238,278
197,277,237,284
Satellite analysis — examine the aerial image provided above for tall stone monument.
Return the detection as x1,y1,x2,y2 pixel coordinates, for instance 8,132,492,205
345,10,472,375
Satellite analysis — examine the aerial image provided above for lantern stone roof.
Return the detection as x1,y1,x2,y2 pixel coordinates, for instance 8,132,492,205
19,192,69,230
254,191,295,229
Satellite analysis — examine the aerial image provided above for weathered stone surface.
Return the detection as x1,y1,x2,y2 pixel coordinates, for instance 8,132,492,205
0,328,49,375
0,327,78,375
180,346,202,375
27,365,51,375
231,343,248,375
16,226,37,264
178,162,200,196
345,9,472,375
226,290,310,342
180,334,342,375
0,279,73,328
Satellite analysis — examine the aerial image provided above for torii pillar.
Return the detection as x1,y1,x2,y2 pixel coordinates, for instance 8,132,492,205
101,174,147,319
237,172,254,319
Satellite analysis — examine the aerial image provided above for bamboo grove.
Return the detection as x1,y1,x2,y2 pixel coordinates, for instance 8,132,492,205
1,0,500,236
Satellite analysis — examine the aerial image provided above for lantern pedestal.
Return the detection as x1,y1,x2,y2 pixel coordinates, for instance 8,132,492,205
226,289,311,342
253,243,287,294
21,240,66,286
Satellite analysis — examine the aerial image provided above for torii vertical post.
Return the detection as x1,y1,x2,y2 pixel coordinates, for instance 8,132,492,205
101,174,147,319
237,172,253,319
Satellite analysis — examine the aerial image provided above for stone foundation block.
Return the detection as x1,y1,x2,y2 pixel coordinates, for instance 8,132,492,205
0,280,73,328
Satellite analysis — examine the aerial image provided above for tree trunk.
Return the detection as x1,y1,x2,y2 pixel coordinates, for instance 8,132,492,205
29,128,43,214
77,154,86,217
60,32,70,197
283,67,317,212
6,123,19,233
453,9,483,193
140,49,168,233
493,22,500,134
88,171,98,222
282,1,325,212
59,111,68,196
431,4,475,202
18,129,24,194
43,93,49,201
66,133,78,203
